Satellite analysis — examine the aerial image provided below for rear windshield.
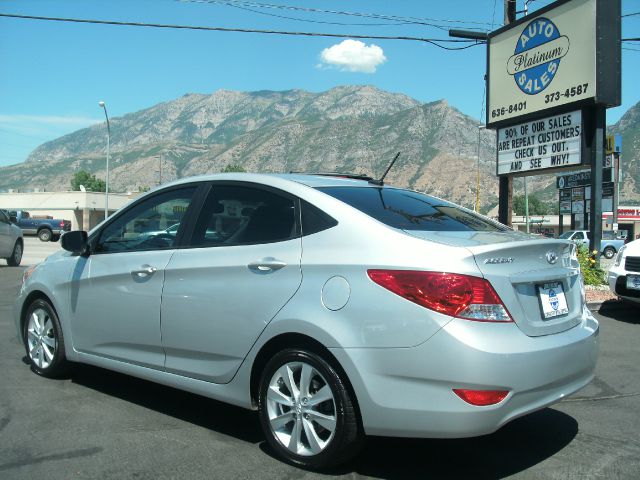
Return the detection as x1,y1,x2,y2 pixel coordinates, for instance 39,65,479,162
317,186,507,232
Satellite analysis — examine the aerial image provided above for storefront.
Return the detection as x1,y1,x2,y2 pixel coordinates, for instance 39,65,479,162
603,207,640,241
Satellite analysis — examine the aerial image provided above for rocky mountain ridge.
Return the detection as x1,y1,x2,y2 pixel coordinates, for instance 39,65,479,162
1,85,638,211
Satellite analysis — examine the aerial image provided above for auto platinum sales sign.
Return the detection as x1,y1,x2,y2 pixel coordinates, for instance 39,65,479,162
487,0,620,127
497,110,581,175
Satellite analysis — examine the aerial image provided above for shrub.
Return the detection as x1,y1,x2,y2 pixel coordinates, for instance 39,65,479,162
577,245,606,286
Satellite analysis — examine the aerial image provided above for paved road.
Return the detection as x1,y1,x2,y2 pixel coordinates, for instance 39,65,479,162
0,266,638,479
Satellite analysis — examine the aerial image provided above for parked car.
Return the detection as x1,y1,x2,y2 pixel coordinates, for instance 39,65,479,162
0,209,23,266
16,173,599,469
6,210,71,242
608,238,640,305
558,230,625,259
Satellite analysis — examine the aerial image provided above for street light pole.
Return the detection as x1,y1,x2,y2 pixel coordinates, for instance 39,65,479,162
98,101,110,220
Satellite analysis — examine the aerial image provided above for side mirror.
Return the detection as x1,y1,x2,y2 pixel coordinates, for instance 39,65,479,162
61,230,89,255
9,215,17,223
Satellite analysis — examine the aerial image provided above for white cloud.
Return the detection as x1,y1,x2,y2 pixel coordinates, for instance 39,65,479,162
0,114,101,131
319,40,387,73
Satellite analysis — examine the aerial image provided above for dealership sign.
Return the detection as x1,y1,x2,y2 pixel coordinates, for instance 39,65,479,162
497,110,581,175
487,0,621,127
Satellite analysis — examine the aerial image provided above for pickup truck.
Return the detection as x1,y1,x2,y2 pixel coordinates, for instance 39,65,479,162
5,210,71,242
558,230,625,259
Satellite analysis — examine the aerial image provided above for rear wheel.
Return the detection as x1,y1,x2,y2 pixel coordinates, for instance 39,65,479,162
258,349,363,469
23,299,70,377
38,228,52,242
6,240,22,266
603,247,616,259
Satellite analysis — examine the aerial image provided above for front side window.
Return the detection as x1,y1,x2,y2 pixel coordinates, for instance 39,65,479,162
317,186,507,232
190,185,297,247
574,232,585,240
95,186,196,253
0,210,8,224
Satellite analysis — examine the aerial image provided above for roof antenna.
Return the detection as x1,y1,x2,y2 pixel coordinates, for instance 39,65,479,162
370,151,401,186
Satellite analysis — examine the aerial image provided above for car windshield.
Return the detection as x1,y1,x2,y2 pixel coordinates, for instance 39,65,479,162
317,186,507,232
558,232,574,239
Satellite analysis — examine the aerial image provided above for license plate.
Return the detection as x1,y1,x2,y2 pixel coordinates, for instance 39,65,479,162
627,274,640,291
538,282,569,319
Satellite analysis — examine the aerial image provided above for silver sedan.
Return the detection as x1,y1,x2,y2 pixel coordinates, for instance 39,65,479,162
15,173,598,469
0,209,23,266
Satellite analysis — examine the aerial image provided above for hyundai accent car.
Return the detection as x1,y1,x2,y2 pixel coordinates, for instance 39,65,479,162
16,173,599,468
608,238,640,305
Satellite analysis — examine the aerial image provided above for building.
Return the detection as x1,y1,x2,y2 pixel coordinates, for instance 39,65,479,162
602,207,640,241
0,191,138,231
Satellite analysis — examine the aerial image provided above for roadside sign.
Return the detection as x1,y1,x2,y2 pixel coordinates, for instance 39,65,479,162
497,110,582,175
487,0,621,127
556,168,612,188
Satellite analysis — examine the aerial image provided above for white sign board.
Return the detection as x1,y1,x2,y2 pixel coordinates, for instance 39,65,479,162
487,0,596,125
497,110,582,175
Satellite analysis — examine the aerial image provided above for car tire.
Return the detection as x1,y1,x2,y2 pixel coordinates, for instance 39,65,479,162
23,299,70,378
6,239,23,266
38,228,52,242
258,348,363,470
603,247,616,259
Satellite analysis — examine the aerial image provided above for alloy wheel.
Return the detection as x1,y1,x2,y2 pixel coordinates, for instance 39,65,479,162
26,308,57,369
266,361,337,456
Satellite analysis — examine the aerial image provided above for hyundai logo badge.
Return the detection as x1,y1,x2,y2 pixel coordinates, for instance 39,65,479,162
546,251,558,264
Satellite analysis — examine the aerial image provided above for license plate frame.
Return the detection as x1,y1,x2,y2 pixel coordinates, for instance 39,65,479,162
626,274,640,291
537,281,569,319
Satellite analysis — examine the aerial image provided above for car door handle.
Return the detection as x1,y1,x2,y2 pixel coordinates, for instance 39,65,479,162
248,258,287,273
131,265,157,277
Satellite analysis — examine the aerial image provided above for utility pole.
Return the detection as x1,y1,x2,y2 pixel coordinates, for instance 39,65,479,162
498,0,517,227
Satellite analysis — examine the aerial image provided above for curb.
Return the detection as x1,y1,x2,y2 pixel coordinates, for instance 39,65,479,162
587,302,604,311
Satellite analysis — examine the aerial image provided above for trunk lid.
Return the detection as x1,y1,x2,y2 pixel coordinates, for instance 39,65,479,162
404,231,582,337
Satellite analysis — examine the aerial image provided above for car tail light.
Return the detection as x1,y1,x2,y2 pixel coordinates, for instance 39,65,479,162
60,221,65,228
367,270,512,322
453,389,509,406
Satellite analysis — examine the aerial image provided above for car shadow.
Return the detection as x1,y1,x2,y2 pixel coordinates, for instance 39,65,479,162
69,363,263,444
597,299,640,324
67,363,577,478
257,407,578,478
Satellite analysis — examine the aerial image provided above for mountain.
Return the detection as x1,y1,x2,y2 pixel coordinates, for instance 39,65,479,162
1,86,638,211
609,101,640,204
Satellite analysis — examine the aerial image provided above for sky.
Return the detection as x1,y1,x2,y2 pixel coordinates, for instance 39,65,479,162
0,0,638,167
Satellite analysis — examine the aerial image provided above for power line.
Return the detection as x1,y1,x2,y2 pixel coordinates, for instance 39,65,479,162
209,1,420,28
622,11,640,18
622,38,640,42
0,13,483,49
180,0,493,29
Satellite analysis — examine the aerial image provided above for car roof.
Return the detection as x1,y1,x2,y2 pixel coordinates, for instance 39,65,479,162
161,172,376,190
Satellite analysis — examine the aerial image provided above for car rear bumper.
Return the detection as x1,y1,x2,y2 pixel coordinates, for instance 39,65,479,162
331,309,599,438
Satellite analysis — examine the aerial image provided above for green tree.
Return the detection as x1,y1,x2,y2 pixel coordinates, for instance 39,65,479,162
221,164,246,173
70,170,106,192
513,194,548,215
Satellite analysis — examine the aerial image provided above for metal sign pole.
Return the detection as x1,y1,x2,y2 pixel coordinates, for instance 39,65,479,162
588,107,605,259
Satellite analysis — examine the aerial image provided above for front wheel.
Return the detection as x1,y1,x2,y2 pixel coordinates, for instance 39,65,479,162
38,228,52,242
6,240,22,266
603,247,616,259
258,349,363,469
23,299,70,377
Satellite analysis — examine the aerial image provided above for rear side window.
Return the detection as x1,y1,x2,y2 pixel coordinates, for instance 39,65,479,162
300,200,337,236
317,186,507,232
190,185,297,247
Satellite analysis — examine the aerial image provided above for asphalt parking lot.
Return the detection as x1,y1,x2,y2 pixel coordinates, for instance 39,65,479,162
1,248,639,479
